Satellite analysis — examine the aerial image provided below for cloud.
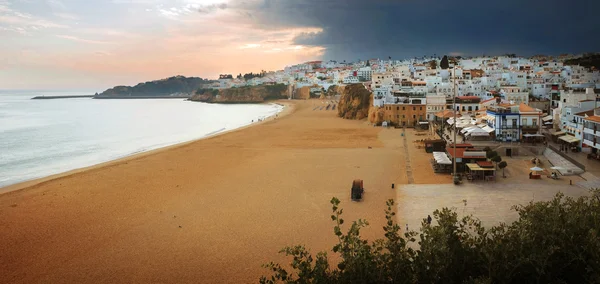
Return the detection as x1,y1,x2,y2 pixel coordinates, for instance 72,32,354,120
240,43,261,49
197,3,227,14
56,34,112,44
53,12,79,20
223,0,600,59
0,1,68,34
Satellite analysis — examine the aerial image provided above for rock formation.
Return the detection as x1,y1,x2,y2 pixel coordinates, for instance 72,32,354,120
368,106,385,125
190,84,288,103
337,84,372,120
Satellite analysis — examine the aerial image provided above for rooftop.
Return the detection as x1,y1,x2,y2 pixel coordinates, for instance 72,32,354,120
575,109,595,117
519,103,539,113
445,147,485,159
584,116,600,123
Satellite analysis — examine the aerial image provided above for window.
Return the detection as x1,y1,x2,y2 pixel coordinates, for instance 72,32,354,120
413,115,416,119
533,119,537,126
413,107,416,111
397,106,400,111
403,106,405,110
402,115,405,118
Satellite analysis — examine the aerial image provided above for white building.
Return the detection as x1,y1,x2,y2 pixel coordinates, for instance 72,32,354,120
501,86,529,105
357,67,373,81
425,94,446,121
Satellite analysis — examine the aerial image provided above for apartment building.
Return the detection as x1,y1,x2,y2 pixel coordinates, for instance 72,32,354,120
383,103,427,127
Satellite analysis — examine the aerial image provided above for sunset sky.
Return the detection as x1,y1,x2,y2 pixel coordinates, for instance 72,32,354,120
1,0,598,90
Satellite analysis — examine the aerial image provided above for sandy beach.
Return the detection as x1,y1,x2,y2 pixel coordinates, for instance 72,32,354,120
0,100,448,283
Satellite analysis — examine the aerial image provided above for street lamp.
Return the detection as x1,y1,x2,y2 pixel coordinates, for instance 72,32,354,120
453,67,459,185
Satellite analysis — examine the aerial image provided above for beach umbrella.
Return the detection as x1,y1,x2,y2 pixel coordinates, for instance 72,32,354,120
530,166,544,172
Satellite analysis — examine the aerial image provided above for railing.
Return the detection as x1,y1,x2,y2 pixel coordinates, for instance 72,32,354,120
522,125,540,130
584,128,595,135
584,139,594,146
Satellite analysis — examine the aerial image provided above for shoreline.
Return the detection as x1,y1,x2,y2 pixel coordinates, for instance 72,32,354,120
0,100,434,283
0,101,294,195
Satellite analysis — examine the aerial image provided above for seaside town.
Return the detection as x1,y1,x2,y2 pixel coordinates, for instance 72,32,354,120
208,54,600,180
3,51,600,283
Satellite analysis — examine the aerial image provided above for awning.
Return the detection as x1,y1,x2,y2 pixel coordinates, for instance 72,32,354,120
433,152,452,165
460,126,477,133
466,163,496,171
542,115,553,122
559,135,580,144
482,126,495,133
523,134,545,137
419,121,429,124
551,130,566,136
466,128,490,136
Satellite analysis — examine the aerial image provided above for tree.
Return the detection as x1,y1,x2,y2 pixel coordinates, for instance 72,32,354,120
428,60,438,70
491,155,502,169
440,55,449,69
498,161,508,177
486,150,498,160
261,190,600,283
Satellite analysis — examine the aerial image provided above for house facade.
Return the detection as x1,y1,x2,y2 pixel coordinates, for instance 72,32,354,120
486,105,521,142
383,104,427,127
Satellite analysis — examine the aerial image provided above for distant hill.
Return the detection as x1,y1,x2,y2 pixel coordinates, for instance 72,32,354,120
564,53,600,70
98,76,214,97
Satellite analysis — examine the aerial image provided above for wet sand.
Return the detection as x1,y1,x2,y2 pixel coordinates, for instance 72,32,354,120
0,100,448,283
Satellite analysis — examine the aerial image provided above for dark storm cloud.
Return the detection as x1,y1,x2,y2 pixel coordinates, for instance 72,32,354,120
234,0,600,60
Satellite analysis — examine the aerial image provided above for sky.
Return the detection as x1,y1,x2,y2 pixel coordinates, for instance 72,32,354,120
1,0,599,90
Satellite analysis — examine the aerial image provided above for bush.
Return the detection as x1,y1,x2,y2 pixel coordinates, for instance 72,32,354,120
261,190,600,283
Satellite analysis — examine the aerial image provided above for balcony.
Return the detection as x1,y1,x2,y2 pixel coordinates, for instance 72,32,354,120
522,125,540,130
584,128,595,135
584,139,594,146
596,130,600,137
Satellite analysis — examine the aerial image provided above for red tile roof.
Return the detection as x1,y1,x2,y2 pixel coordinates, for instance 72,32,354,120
476,161,494,168
446,147,485,159
519,103,538,113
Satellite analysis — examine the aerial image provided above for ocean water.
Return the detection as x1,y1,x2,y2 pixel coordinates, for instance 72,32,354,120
0,91,283,189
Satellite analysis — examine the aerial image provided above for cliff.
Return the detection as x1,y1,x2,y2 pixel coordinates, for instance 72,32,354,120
337,84,372,120
98,76,212,97
368,106,385,125
294,86,310,100
189,84,288,103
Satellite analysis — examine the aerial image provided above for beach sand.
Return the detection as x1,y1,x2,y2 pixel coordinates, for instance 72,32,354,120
0,100,448,283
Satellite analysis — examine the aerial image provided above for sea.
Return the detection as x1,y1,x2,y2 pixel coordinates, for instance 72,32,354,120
0,91,283,189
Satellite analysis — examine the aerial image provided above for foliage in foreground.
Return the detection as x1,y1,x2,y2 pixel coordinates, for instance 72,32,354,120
260,190,600,284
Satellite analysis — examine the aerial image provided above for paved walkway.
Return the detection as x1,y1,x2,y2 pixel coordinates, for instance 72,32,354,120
397,183,590,231
542,147,584,175
401,129,415,184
